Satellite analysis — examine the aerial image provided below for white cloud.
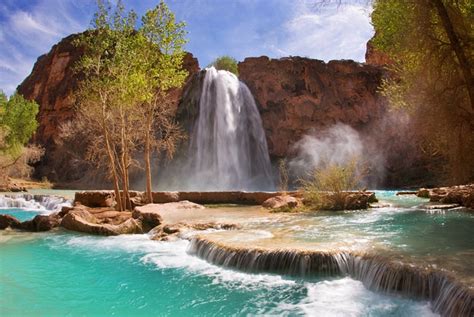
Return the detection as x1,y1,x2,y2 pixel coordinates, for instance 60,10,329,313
0,0,90,95
272,3,374,62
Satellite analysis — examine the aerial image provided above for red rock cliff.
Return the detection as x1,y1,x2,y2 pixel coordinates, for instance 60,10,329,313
238,56,387,157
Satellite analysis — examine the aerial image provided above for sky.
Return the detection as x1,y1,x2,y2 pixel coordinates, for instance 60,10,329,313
0,0,374,96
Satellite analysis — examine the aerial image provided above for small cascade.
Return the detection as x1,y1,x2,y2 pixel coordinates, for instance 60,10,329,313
184,67,274,191
188,237,474,316
0,194,72,212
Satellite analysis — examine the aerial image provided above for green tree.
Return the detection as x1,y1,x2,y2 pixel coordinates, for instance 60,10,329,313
209,55,239,75
74,0,188,208
371,0,474,183
0,91,39,158
74,0,138,210
138,1,188,204
0,90,43,184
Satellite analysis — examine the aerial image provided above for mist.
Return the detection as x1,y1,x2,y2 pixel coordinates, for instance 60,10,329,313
288,123,385,188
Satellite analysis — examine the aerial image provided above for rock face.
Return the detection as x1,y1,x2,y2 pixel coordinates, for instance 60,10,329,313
365,36,393,67
237,56,387,158
17,32,199,186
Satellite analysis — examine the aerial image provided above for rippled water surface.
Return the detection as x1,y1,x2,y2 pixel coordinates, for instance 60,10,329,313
0,231,436,316
1,191,472,316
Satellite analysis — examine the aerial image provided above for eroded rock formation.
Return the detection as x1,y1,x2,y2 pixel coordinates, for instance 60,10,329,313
238,56,387,158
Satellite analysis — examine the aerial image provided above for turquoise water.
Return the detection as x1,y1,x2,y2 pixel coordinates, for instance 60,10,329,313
2,191,472,316
0,208,41,221
0,229,436,317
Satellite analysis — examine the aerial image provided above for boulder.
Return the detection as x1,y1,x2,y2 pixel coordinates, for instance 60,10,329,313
132,206,163,232
0,214,21,229
61,206,143,235
19,214,61,232
262,195,300,211
74,191,115,208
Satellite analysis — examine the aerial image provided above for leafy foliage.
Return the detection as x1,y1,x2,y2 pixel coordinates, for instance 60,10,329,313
371,0,474,183
209,56,239,75
73,0,188,208
0,90,43,184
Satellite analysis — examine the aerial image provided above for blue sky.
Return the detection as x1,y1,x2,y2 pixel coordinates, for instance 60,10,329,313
0,0,374,95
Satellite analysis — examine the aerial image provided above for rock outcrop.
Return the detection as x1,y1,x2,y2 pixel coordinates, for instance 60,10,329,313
61,205,143,235
74,191,115,208
417,184,474,209
365,36,393,67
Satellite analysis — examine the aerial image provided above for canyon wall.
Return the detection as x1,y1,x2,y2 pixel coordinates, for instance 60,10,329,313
238,56,387,158
17,33,428,188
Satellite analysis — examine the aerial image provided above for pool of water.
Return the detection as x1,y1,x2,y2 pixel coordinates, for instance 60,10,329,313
1,191,471,316
0,208,43,221
0,230,436,317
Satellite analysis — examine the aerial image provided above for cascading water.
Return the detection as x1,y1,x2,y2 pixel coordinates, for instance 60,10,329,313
0,194,71,213
184,67,274,191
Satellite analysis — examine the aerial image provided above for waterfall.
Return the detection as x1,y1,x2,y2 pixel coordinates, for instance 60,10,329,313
188,236,474,316
0,194,72,212
184,67,274,191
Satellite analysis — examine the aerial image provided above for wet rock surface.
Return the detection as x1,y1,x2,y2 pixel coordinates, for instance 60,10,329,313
0,214,21,229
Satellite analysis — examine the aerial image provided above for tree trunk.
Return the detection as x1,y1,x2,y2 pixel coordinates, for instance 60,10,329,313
432,0,474,114
102,122,123,211
119,112,131,210
144,113,153,204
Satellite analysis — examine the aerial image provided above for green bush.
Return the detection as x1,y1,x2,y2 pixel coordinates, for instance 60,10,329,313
209,56,239,75
299,158,366,210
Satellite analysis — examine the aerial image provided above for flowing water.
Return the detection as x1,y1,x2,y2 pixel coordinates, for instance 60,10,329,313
1,192,472,316
183,67,274,191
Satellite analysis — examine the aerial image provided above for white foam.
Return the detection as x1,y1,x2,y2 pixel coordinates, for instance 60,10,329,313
0,194,71,213
274,277,438,317
63,234,294,290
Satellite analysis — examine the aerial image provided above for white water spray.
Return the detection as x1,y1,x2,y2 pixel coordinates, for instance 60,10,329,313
185,67,274,190
0,194,71,213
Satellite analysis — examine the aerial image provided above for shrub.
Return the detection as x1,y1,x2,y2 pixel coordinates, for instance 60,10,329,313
299,157,366,210
209,56,239,75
